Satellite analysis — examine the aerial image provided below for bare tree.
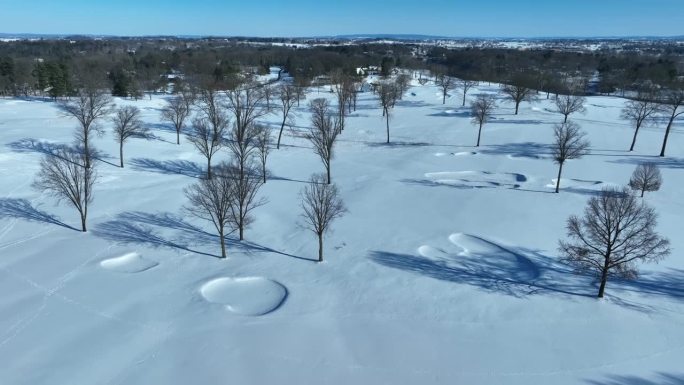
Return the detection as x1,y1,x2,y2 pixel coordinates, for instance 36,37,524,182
33,148,96,232
552,121,590,193
223,162,266,241
307,99,340,184
500,83,535,115
262,84,274,111
59,89,113,168
470,94,497,147
225,84,267,177
620,90,660,151
559,186,670,298
658,89,684,157
629,163,662,198
300,174,347,262
435,73,455,104
254,125,271,183
294,76,310,107
555,93,587,123
111,106,148,168
458,79,478,107
378,80,401,144
184,165,234,258
395,73,412,99
187,117,225,179
160,96,191,145
275,84,297,149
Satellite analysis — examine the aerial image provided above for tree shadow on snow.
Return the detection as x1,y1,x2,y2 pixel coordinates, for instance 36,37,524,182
584,372,684,385
0,198,80,231
93,211,309,261
370,241,684,309
130,158,204,179
609,156,684,169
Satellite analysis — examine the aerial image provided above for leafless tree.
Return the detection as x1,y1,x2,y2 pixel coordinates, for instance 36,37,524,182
552,121,590,193
187,117,225,179
435,73,455,104
294,77,310,107
225,84,267,177
307,99,340,184
184,165,234,258
458,79,478,107
620,90,660,151
470,94,497,147
395,73,412,99
196,88,230,139
555,93,587,123
559,186,670,298
111,106,147,168
254,125,271,183
262,84,274,111
332,72,353,133
275,84,297,149
300,174,347,262
222,162,266,241
500,83,535,115
59,89,113,168
629,163,662,198
658,89,684,157
33,148,96,232
378,80,401,144
160,96,191,145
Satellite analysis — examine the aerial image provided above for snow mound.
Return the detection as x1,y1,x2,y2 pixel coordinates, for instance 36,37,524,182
200,277,287,316
448,233,541,282
425,171,527,189
100,252,158,273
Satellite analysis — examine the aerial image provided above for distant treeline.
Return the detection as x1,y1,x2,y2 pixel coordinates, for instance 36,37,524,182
0,38,682,98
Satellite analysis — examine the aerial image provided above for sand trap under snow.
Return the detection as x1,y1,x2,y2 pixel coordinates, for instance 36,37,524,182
200,277,287,316
100,252,159,273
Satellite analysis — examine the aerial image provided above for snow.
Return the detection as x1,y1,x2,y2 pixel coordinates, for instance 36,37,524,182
200,277,287,316
1,79,683,384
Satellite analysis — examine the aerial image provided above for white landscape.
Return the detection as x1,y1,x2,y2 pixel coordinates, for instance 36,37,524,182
1,75,683,385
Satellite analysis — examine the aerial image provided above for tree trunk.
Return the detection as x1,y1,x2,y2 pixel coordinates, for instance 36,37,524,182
119,142,124,168
514,101,520,115
386,115,390,144
176,128,180,145
326,163,331,185
219,228,226,258
277,118,286,149
659,116,675,157
442,92,446,105
629,122,641,152
239,225,244,241
206,157,212,180
555,162,564,193
262,162,267,184
641,188,645,198
564,114,569,123
318,233,323,262
476,122,483,147
80,213,87,232
462,90,466,107
597,252,611,298
84,137,91,169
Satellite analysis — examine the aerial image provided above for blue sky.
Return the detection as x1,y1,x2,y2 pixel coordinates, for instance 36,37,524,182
0,0,682,37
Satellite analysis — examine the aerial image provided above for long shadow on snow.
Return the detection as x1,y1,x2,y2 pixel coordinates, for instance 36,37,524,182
370,239,591,299
93,211,309,261
130,158,204,178
477,142,552,159
0,198,79,231
584,372,684,385
371,241,684,306
609,156,684,169
7,138,119,167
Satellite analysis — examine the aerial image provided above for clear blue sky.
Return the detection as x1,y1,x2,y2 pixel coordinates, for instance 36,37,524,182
0,0,682,37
